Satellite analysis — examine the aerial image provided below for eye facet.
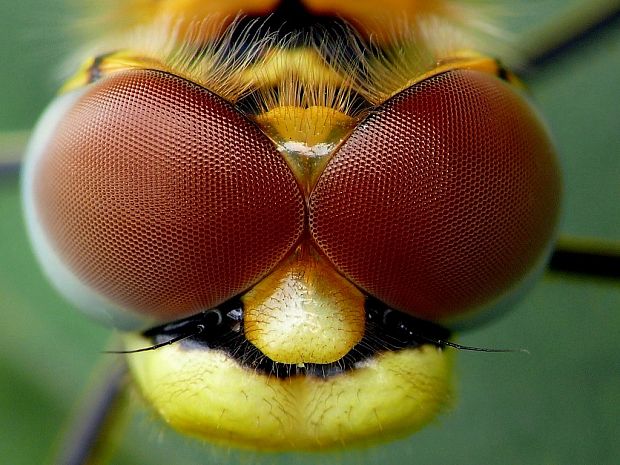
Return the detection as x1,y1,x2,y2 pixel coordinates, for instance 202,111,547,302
309,70,562,326
23,69,305,328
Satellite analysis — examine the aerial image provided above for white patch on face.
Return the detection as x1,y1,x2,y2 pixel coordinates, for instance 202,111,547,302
281,140,334,158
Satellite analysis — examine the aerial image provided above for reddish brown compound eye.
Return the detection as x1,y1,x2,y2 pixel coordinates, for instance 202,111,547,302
28,69,304,327
309,70,561,325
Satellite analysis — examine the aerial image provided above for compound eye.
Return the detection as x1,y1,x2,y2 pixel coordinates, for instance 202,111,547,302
309,70,561,326
23,70,304,329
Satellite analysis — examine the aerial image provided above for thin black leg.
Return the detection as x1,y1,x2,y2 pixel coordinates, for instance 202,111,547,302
548,236,620,280
518,1,620,78
52,357,129,465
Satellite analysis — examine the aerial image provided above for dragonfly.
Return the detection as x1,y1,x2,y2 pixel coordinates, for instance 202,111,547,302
3,0,617,463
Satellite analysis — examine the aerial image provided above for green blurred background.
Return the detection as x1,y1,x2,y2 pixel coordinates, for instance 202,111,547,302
0,1,618,464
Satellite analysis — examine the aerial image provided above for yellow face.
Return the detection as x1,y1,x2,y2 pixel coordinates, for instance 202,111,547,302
21,0,561,451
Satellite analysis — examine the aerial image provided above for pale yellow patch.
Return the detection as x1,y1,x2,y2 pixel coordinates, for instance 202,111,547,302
243,245,365,364
125,333,453,451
